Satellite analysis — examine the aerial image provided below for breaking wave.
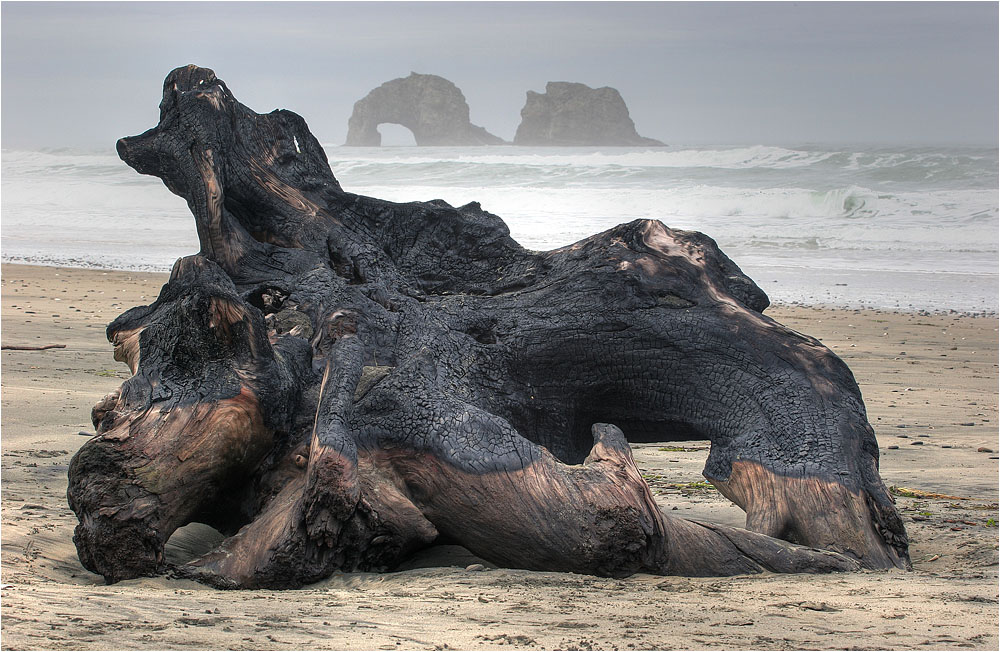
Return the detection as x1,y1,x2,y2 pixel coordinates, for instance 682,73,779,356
2,143,997,311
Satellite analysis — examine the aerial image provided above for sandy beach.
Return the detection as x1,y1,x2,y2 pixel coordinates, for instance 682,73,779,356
1,262,997,650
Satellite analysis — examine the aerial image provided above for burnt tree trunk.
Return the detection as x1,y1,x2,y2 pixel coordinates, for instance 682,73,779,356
68,65,908,589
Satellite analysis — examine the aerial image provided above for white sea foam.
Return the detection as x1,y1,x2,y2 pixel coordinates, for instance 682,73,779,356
326,145,841,170
2,144,997,312
351,184,997,255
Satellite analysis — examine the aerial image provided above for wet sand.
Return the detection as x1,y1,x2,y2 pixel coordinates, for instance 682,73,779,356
2,263,997,650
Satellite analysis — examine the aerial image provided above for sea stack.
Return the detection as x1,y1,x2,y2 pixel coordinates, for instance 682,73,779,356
345,73,505,146
514,82,665,146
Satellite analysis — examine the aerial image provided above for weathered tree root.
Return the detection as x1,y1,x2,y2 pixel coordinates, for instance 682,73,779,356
68,65,908,589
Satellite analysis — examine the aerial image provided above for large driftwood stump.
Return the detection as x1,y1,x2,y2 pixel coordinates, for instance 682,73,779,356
68,66,909,589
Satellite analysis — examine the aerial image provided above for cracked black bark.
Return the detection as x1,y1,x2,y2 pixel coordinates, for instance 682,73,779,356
68,66,909,589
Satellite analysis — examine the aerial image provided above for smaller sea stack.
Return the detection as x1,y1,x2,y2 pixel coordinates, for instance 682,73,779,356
514,82,665,146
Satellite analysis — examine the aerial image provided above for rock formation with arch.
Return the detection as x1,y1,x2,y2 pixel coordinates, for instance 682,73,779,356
344,73,504,146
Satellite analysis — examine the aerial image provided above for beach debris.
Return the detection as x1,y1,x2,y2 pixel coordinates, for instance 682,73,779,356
800,602,839,612
66,65,910,590
478,634,537,646
1,343,66,351
890,486,969,500
775,601,840,612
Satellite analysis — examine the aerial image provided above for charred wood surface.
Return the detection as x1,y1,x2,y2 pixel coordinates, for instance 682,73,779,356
68,65,909,589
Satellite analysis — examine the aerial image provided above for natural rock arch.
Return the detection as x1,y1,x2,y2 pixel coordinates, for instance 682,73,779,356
514,82,665,146
68,66,908,589
344,73,504,146
376,123,418,147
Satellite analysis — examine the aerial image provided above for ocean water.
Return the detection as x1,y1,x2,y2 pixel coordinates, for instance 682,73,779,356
2,144,997,313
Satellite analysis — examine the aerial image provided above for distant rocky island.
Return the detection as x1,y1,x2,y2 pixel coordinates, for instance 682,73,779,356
513,82,665,147
344,75,664,147
344,73,504,146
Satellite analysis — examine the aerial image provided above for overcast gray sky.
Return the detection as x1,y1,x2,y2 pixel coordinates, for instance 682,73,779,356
2,1,997,148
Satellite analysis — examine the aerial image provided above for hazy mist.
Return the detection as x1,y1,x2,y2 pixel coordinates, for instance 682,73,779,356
2,1,997,149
